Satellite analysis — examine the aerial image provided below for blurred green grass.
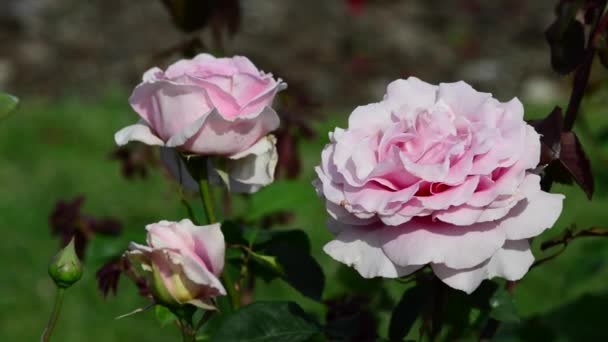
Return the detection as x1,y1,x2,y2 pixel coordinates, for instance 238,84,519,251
1,89,608,341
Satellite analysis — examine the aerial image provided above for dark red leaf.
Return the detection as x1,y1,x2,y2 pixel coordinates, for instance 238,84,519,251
96,257,124,298
545,1,586,74
110,145,157,180
558,131,594,199
530,106,564,165
49,196,123,259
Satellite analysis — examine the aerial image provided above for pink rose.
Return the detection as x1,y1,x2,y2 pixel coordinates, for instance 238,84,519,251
314,77,564,293
127,219,226,308
115,54,286,192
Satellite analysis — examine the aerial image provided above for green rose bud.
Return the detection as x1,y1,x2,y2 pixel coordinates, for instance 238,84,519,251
48,238,83,288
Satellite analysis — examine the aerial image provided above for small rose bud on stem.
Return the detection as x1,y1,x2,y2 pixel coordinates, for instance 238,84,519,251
48,238,83,288
41,238,83,342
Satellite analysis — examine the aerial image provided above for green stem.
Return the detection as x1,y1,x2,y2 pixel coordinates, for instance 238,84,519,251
181,198,199,225
179,318,196,342
198,175,217,224
41,288,65,342
195,166,239,310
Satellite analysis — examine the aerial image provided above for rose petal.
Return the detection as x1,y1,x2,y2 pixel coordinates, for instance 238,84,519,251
182,106,280,156
324,225,423,278
208,135,278,193
129,80,213,141
437,81,491,118
383,77,438,114
178,220,225,275
500,188,565,240
381,218,505,269
114,120,165,146
348,102,393,132
432,239,534,294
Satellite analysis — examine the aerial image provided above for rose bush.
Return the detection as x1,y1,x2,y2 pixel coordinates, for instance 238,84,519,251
114,53,286,192
314,77,565,293
127,219,226,308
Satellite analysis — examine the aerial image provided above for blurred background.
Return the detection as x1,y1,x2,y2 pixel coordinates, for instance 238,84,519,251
1,0,608,341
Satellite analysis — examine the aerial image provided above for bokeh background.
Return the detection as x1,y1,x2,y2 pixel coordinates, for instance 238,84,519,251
1,0,608,340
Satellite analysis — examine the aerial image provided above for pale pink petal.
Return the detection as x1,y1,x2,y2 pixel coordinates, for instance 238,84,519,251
348,102,393,132
416,176,480,210
183,106,280,156
500,189,565,240
207,135,278,193
142,67,164,82
129,81,213,141
324,226,423,278
383,77,438,113
177,220,225,276
437,81,492,118
185,75,241,118
114,120,165,146
381,218,505,269
432,239,534,294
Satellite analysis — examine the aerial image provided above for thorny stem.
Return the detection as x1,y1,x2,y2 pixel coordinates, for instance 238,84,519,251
41,288,65,342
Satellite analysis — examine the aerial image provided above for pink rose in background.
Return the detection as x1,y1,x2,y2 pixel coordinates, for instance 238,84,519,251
115,53,286,192
127,219,226,308
314,77,564,293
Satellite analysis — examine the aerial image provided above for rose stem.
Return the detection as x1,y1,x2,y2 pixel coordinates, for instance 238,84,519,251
41,288,65,342
196,165,240,310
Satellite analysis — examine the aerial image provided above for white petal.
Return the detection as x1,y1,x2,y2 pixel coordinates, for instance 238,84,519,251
381,218,505,269
324,225,422,278
500,189,565,240
432,239,534,294
208,135,278,193
383,77,438,113
347,102,393,132
114,120,165,146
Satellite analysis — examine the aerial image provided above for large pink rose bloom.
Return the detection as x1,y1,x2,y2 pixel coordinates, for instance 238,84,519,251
128,219,226,308
314,77,564,293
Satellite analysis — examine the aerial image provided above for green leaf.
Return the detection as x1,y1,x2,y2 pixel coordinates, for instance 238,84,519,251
155,305,178,327
250,251,285,276
209,302,320,342
489,288,520,323
389,285,431,341
0,93,18,117
264,244,324,301
256,229,311,252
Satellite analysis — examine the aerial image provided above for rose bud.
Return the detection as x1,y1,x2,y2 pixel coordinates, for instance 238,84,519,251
115,54,286,193
314,77,565,294
127,219,226,308
48,238,83,289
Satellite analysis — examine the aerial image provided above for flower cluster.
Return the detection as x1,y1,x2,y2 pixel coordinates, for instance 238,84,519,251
115,53,564,303
116,54,286,305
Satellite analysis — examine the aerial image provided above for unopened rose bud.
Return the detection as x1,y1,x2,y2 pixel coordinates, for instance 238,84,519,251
127,219,226,309
48,238,83,288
